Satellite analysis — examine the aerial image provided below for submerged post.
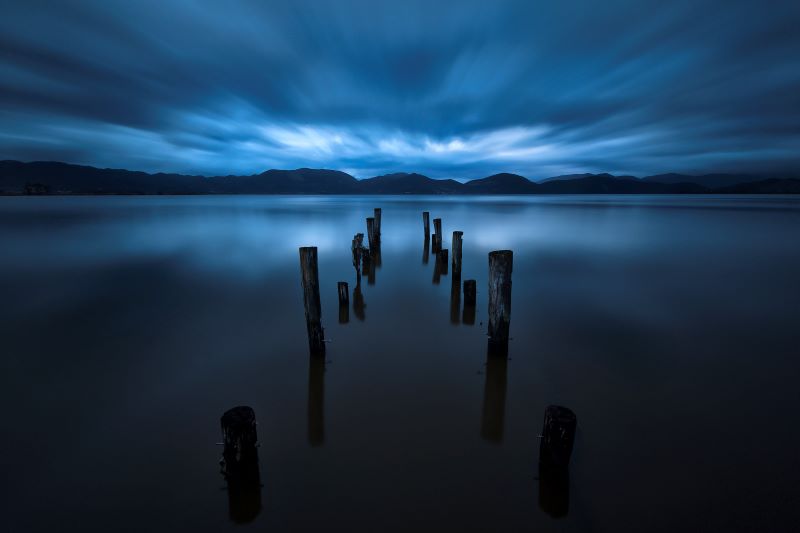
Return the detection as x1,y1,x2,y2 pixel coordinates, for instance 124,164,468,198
337,281,349,324
220,405,261,523
488,250,513,356
452,231,463,282
463,279,476,325
366,217,376,250
374,208,382,243
538,405,577,517
539,405,577,468
299,246,325,356
423,211,430,238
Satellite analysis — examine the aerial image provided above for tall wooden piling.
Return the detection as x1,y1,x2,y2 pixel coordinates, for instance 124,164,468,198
433,218,442,239
487,250,513,356
299,246,325,356
452,231,463,281
463,279,476,325
423,211,430,238
366,217,376,250
337,281,349,324
374,208,382,243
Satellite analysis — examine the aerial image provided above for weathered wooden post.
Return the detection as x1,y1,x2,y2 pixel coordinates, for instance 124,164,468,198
423,211,430,238
452,231,463,282
432,218,442,253
366,217,376,250
538,405,576,518
299,247,325,356
438,248,449,275
463,279,476,325
220,405,261,523
374,208,382,243
337,281,349,324
308,358,325,446
539,405,577,468
487,250,513,356
480,356,508,442
352,233,365,283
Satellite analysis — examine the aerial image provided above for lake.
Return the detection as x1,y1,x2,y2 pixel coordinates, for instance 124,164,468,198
1,195,799,532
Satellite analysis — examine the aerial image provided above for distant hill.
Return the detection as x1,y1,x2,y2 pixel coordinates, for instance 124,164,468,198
540,172,638,183
1,160,798,195
464,173,535,193
359,172,462,194
642,173,759,188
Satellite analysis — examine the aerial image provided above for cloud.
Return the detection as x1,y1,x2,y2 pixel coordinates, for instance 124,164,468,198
0,0,798,178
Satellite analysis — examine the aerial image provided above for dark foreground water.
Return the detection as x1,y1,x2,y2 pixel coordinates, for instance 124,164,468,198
1,195,799,532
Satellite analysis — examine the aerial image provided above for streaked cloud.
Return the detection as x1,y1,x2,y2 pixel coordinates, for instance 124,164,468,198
0,0,798,178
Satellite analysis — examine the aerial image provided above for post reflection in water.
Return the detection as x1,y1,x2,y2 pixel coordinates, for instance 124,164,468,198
308,356,325,447
422,236,430,265
352,282,366,321
450,280,461,324
480,350,508,442
539,462,570,518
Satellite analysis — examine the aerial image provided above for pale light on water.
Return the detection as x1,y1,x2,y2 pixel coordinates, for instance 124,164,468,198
1,195,799,532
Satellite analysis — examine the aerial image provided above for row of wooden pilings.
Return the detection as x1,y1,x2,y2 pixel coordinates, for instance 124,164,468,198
217,206,576,522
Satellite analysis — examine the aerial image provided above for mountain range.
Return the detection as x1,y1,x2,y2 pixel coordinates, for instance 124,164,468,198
1,160,799,195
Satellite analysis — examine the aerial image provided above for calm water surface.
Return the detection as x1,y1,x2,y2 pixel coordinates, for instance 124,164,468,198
1,195,799,532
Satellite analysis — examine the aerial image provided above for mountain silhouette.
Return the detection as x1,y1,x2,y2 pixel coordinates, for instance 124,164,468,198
1,160,797,195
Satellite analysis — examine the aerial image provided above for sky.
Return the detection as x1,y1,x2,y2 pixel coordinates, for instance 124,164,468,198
1,0,799,180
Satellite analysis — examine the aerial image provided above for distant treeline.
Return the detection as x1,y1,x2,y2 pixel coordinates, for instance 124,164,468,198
1,160,799,195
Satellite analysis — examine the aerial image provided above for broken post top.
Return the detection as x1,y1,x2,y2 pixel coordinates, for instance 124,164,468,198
221,405,256,430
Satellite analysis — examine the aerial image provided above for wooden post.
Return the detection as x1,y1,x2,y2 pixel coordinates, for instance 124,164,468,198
366,217,376,250
487,250,512,356
308,358,325,446
538,405,576,518
432,233,441,254
299,246,325,356
463,279,476,325
220,406,261,523
337,281,349,324
374,208,381,243
423,211,430,238
452,231,463,282
433,218,442,239
539,405,577,468
438,248,449,275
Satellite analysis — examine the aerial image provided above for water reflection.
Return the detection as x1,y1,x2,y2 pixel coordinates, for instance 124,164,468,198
539,461,570,518
450,281,461,324
422,235,430,265
308,357,325,446
480,353,508,442
352,281,366,321
462,280,476,325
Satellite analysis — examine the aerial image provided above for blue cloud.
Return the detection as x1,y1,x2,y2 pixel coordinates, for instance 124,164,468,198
1,0,798,178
